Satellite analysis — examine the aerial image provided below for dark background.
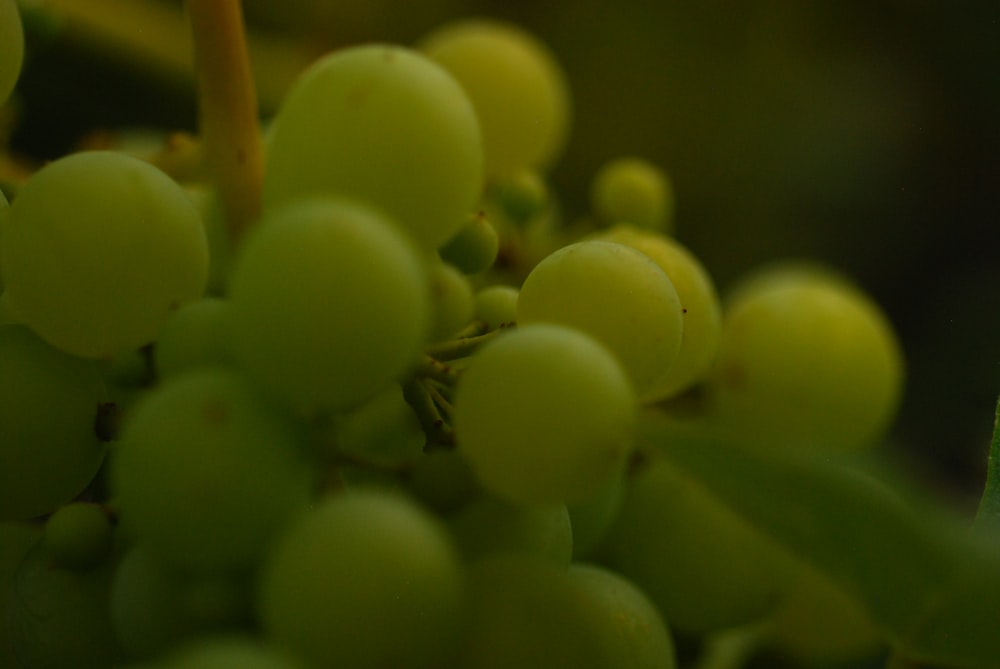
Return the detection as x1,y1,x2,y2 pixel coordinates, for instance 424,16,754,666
7,0,1000,507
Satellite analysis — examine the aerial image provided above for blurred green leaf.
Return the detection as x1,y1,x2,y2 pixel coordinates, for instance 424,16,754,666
642,412,1000,668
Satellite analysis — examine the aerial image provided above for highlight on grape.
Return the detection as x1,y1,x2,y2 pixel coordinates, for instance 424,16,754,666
2,2,999,669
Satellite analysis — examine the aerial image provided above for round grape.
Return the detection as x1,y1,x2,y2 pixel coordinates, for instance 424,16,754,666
1,151,209,358
228,197,430,415
453,323,637,505
420,19,571,178
263,45,483,250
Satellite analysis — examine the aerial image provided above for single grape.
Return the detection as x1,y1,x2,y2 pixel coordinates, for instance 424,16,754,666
449,495,573,566
452,323,637,505
8,540,123,669
110,546,198,659
420,19,571,178
1,151,209,358
110,369,315,571
263,45,483,250
567,564,678,669
0,0,23,106
43,502,114,570
439,210,499,275
0,324,108,521
428,260,475,341
517,240,684,399
590,157,675,232
473,284,519,329
706,269,904,452
607,456,787,634
228,197,430,415
256,489,464,669
492,168,549,224
327,382,425,468
591,224,722,400
153,296,234,379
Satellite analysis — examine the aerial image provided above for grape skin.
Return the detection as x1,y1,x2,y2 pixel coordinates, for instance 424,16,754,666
453,323,637,505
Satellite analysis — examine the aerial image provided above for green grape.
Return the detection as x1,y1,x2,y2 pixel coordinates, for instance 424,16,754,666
764,556,884,664
263,45,483,250
473,284,519,329
110,546,197,659
439,210,499,275
492,168,549,224
454,555,609,669
449,495,573,566
257,489,464,669
329,382,425,468
591,157,675,232
0,521,43,668
607,456,787,634
0,324,108,521
405,448,481,514
566,564,677,669
8,541,123,669
420,19,571,178
228,196,430,415
153,296,234,379
591,225,722,400
0,0,23,106
1,151,209,358
159,636,305,669
567,470,626,560
110,369,315,572
517,240,684,399
43,502,114,570
452,323,637,506
429,259,475,341
706,269,904,452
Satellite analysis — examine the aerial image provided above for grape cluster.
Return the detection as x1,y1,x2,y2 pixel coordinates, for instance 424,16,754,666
0,5,909,669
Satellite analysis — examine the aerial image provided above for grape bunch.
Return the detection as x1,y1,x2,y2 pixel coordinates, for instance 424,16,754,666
1,3,942,669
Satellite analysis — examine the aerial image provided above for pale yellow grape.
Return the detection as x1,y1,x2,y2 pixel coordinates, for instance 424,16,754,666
263,45,483,249
473,285,519,330
153,297,234,379
0,0,23,106
453,324,637,505
592,225,721,400
591,157,675,232
707,271,904,452
449,496,574,566
439,211,499,275
428,260,475,342
517,240,684,399
257,490,464,669
420,19,571,178
1,151,209,358
228,197,429,415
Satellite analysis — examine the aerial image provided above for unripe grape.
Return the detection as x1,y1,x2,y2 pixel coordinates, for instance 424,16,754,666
44,502,114,570
473,284,519,330
263,45,483,250
1,151,209,358
707,268,904,452
420,19,571,178
591,225,721,400
453,323,637,505
591,157,675,232
228,197,430,415
517,240,684,399
439,211,499,275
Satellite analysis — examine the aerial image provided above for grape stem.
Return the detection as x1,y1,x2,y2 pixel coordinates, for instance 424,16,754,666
185,0,263,245
424,323,513,361
402,377,454,451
